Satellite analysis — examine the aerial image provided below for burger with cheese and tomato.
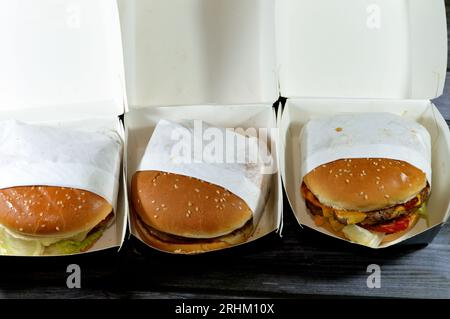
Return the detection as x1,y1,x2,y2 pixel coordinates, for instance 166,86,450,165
301,158,430,247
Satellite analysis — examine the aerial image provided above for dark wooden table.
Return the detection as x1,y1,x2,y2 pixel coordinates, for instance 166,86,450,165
1,7,450,301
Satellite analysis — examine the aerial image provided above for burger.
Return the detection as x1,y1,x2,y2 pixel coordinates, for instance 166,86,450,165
0,186,113,256
301,158,430,247
131,171,254,254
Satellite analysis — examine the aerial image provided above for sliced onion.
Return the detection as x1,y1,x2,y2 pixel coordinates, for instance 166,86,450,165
342,224,385,248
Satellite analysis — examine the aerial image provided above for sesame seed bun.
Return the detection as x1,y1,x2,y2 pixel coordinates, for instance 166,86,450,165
0,186,112,238
304,158,427,212
131,171,254,247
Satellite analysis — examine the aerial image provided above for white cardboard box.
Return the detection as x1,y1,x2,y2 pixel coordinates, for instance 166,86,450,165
120,0,449,250
277,0,450,248
119,0,283,252
0,0,128,255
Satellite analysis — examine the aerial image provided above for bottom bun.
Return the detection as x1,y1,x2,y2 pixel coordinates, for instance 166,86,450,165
133,213,253,254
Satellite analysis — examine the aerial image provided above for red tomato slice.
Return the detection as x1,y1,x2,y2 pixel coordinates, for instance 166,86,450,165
363,215,411,234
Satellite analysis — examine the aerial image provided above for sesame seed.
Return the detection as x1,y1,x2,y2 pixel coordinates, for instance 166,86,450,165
56,227,60,231
345,179,350,184
156,207,160,211
195,207,199,211
364,194,369,200
214,198,219,203
205,195,209,199
335,174,339,178
154,215,158,219
39,213,43,217
194,188,200,193
322,164,327,168
373,162,378,166
216,190,220,194
153,183,157,186
376,169,381,172
329,169,333,174
139,190,142,193
174,184,179,189
19,228,23,232
384,194,390,199
151,200,155,204
161,204,166,208
41,224,45,228
376,181,380,185
188,201,192,207
376,176,380,180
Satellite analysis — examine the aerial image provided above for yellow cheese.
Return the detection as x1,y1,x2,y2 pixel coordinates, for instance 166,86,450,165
329,217,345,232
334,210,367,224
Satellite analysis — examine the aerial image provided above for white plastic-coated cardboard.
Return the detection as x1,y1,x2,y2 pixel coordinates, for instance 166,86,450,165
0,0,128,255
0,0,127,117
119,0,282,253
125,105,282,253
280,99,450,248
118,0,278,107
278,0,449,248
276,0,447,100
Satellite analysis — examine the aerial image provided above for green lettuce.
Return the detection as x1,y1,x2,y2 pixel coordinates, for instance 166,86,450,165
44,228,104,255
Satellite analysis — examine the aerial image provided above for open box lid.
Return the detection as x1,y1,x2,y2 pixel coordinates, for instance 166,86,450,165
0,0,126,117
118,0,279,107
276,0,447,100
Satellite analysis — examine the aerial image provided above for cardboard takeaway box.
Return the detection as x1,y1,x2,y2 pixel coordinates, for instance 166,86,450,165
277,0,450,247
120,0,449,250
118,0,283,252
0,0,128,255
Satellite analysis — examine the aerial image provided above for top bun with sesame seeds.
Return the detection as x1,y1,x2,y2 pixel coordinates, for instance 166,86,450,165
131,171,254,253
0,186,112,238
303,158,427,212
132,171,253,239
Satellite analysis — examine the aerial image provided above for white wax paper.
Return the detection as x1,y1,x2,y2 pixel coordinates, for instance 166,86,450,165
300,113,432,183
0,120,123,210
137,119,272,220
